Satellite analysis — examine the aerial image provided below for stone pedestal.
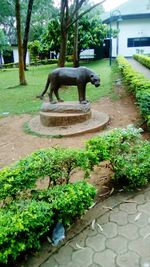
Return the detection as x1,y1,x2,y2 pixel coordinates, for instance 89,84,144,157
40,101,92,127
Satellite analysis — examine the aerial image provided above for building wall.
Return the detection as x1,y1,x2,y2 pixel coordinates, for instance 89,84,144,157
111,18,150,57
13,47,30,64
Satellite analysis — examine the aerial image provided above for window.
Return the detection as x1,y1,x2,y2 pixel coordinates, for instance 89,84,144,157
127,37,150,47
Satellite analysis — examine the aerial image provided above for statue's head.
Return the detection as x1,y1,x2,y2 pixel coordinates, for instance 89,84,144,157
90,74,100,87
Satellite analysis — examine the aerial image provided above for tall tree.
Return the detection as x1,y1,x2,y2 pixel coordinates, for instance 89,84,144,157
23,0,34,70
58,0,106,67
58,0,69,67
73,0,79,67
15,0,27,85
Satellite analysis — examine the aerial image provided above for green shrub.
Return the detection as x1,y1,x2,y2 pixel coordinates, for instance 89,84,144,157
0,181,96,264
133,54,150,69
117,56,150,126
86,126,150,189
0,147,88,201
112,140,150,188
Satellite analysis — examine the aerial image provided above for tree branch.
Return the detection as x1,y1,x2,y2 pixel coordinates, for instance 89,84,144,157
67,0,106,29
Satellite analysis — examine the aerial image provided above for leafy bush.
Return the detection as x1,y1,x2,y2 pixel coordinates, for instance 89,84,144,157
0,147,88,201
133,54,150,69
0,181,96,264
117,56,150,127
0,200,54,264
86,126,150,188
112,140,150,188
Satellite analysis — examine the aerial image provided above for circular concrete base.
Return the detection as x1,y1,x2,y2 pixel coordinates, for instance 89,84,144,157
40,110,92,127
27,110,110,137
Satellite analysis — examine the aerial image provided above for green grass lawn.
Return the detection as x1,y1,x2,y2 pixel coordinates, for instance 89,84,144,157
0,59,113,115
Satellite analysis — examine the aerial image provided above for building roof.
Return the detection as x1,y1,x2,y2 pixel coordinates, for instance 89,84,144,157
102,0,150,23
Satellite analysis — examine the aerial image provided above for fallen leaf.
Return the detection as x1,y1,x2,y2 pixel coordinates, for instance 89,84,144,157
76,243,85,249
91,219,96,230
97,223,103,232
134,213,142,221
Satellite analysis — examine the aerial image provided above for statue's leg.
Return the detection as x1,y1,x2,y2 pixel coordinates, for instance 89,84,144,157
54,88,64,102
78,84,88,104
48,85,57,104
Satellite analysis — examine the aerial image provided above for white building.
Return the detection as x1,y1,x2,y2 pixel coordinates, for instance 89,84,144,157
102,0,150,57
12,45,30,64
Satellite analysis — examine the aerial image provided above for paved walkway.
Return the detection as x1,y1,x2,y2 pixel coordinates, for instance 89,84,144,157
38,186,150,267
127,58,150,80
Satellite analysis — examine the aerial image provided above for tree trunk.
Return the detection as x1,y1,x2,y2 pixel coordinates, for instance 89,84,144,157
73,0,79,67
58,0,69,67
58,30,68,67
15,0,27,85
23,0,34,70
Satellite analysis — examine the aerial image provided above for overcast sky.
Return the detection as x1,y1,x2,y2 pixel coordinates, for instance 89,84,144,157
54,0,128,11
98,0,128,11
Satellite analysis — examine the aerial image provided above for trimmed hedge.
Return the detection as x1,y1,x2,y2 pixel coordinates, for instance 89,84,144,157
0,182,96,264
117,56,150,128
0,147,90,201
86,126,150,188
133,54,150,69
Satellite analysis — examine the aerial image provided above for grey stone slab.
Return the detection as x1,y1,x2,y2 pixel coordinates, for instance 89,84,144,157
133,194,146,204
96,212,109,225
116,251,140,267
118,223,139,240
106,235,128,254
101,222,118,239
53,245,73,265
72,247,94,267
119,202,137,214
129,237,150,257
140,256,150,267
144,190,150,201
139,225,150,238
69,231,86,249
61,262,79,267
128,212,149,227
86,234,106,252
109,210,128,226
138,202,150,214
41,256,58,267
94,249,116,267
89,264,101,267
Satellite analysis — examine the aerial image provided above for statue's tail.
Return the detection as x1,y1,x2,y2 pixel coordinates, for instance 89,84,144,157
36,75,50,99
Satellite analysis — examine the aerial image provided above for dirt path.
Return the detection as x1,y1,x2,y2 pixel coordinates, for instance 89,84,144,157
0,84,141,169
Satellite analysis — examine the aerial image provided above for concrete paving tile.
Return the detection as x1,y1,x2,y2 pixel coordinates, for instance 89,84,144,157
129,237,150,257
118,223,139,240
41,256,58,267
72,247,94,267
101,222,118,238
86,234,106,252
116,251,140,267
109,210,128,225
139,225,150,239
96,212,109,225
69,231,86,249
138,202,150,214
144,191,150,201
61,262,79,267
133,194,146,204
119,202,137,214
94,249,116,267
106,235,128,254
53,245,73,265
140,256,150,267
128,212,149,227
